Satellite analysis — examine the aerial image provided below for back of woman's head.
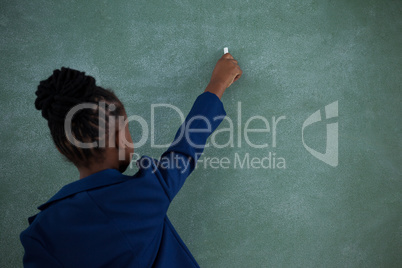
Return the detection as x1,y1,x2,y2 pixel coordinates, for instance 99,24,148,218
35,67,124,167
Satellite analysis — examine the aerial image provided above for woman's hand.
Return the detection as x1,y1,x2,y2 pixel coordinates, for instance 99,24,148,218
204,53,243,99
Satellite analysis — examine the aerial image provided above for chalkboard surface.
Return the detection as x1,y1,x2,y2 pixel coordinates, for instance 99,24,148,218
1,0,401,267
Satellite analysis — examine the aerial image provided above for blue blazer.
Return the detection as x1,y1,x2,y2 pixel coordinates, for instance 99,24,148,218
20,92,226,267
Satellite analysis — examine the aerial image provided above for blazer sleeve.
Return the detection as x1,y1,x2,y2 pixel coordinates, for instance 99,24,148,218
152,92,226,201
21,234,62,268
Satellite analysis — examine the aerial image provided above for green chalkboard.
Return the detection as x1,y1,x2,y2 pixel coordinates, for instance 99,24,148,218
1,0,401,267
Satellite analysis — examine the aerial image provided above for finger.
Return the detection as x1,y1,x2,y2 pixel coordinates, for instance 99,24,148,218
222,53,234,59
233,69,243,82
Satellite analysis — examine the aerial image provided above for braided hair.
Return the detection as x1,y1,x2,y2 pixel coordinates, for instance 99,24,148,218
35,67,124,167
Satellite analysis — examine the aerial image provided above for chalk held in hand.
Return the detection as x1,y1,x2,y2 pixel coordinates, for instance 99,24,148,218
224,47,229,54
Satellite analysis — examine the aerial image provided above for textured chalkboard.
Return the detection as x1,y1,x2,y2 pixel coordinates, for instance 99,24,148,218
1,0,401,267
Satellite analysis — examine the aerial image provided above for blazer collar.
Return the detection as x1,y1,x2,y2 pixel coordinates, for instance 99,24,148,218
38,168,133,211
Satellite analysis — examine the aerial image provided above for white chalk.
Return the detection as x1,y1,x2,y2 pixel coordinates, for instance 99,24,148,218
224,47,229,54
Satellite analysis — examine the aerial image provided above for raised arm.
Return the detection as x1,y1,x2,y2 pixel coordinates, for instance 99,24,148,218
153,53,242,201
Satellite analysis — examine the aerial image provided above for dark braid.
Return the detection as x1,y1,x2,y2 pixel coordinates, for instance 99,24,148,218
35,67,124,167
